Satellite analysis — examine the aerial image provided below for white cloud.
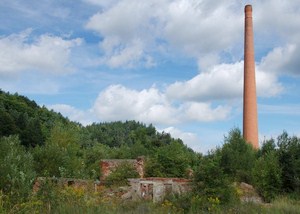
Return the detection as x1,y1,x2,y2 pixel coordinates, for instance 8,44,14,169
167,62,243,101
85,0,244,69
167,61,283,102
92,84,179,125
163,1,242,67
0,29,82,76
184,102,231,122
161,126,201,152
48,104,93,126
254,1,300,42
84,0,300,74
85,0,158,68
100,39,144,68
260,44,300,76
161,126,229,153
256,65,284,97
91,84,231,125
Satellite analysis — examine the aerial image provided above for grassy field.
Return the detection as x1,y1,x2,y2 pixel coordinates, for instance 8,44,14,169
1,185,300,214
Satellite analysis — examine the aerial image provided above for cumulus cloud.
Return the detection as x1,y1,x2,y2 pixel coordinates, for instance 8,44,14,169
0,29,82,76
85,0,243,69
91,84,231,125
163,1,242,68
260,44,300,76
184,102,231,122
86,0,159,68
92,84,179,125
167,61,283,102
100,39,145,68
48,104,94,126
84,0,300,74
167,62,243,101
254,0,300,42
161,126,229,153
161,126,201,151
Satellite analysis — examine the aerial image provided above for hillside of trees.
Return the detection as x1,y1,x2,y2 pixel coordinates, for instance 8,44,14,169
1,89,300,213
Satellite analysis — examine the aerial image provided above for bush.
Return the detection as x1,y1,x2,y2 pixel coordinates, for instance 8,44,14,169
194,156,238,206
220,128,256,183
253,151,282,202
105,162,139,186
276,132,300,193
0,136,36,205
145,140,195,178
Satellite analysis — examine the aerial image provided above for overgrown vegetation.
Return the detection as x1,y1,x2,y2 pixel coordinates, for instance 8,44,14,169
1,90,300,213
105,162,139,186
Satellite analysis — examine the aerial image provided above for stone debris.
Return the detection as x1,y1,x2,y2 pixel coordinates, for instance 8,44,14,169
123,177,191,203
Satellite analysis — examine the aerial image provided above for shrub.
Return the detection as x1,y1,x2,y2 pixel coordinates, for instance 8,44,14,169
253,151,282,202
105,162,139,186
0,136,36,205
194,156,238,207
220,128,256,183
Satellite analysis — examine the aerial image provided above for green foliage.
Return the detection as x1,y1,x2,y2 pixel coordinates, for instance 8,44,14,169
0,90,71,147
194,156,238,205
35,178,60,212
32,143,67,177
105,162,139,186
220,128,256,183
4,90,300,211
0,136,36,204
253,151,282,202
83,143,110,179
0,109,17,136
145,140,198,178
85,121,173,152
0,90,198,180
268,196,300,214
259,138,276,157
276,132,300,193
32,123,87,178
20,117,44,147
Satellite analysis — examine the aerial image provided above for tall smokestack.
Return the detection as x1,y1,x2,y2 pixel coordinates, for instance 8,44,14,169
243,5,259,149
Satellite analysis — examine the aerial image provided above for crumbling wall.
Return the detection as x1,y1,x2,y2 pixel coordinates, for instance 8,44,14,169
124,177,191,203
100,156,144,181
33,177,97,192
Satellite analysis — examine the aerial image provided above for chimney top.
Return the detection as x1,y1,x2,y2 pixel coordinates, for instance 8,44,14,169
245,5,252,13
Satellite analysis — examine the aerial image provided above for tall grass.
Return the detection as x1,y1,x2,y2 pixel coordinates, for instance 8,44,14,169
1,184,300,214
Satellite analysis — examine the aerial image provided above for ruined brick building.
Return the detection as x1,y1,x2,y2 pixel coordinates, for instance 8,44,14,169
99,156,145,181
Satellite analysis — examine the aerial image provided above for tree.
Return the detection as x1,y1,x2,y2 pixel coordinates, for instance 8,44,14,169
219,128,256,183
32,122,84,178
276,132,300,193
20,117,44,147
259,138,276,157
252,151,282,202
145,140,196,178
83,143,111,179
0,136,36,203
0,110,17,136
194,156,237,205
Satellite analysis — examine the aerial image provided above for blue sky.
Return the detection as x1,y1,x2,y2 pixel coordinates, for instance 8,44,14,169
1,0,300,153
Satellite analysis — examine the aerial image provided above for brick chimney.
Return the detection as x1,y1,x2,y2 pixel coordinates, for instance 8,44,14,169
243,5,259,149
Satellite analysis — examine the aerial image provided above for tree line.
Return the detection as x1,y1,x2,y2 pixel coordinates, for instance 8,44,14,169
1,89,300,212
0,90,199,205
